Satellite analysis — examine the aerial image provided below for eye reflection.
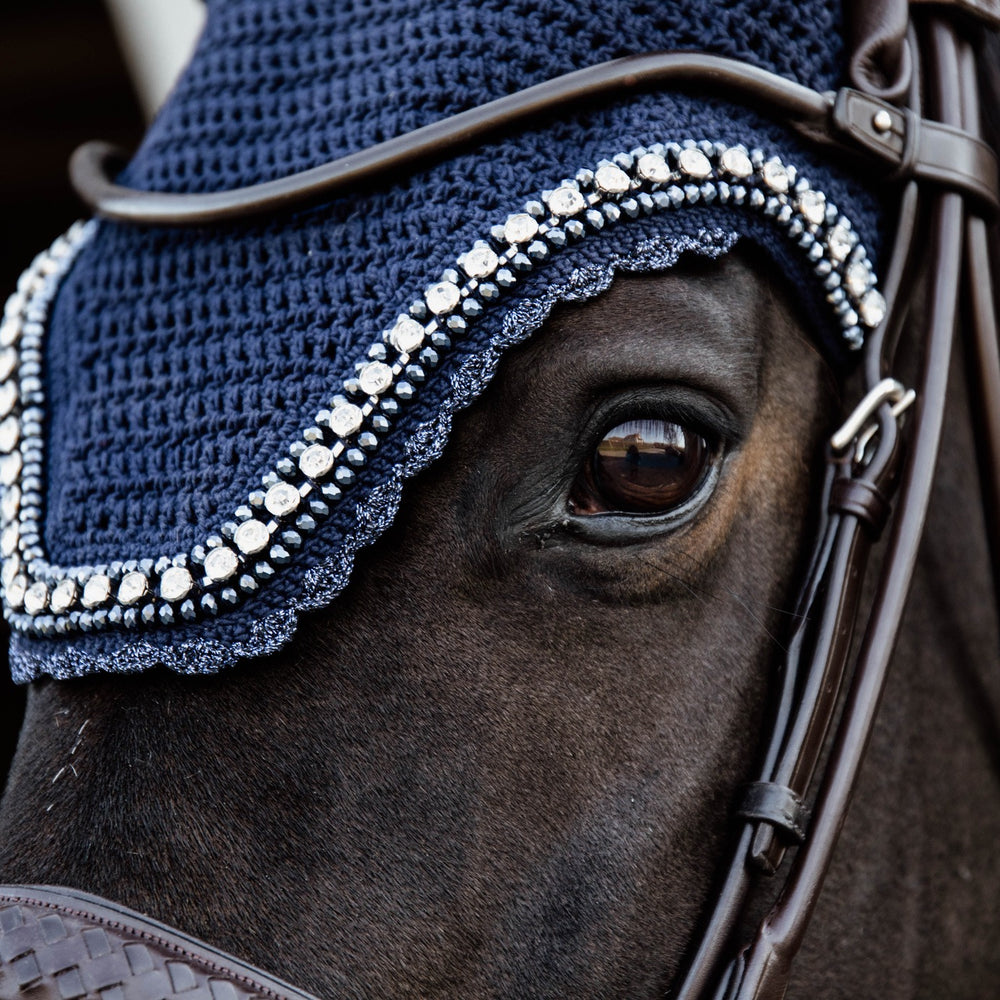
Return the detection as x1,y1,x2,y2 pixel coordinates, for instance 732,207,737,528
570,418,712,515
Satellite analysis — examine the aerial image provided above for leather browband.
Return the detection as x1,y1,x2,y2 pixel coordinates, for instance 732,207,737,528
68,52,1000,226
0,885,319,1000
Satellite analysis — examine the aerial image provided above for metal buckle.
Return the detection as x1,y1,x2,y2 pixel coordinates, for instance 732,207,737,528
830,377,916,464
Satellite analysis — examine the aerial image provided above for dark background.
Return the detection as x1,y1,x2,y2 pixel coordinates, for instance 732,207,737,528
1,1,144,792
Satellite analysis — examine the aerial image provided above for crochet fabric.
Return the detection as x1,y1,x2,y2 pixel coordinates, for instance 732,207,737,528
9,0,888,679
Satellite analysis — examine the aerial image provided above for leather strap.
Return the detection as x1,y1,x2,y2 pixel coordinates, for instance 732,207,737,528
735,783,808,844
0,885,319,1000
911,0,1000,28
67,52,1000,225
832,87,999,210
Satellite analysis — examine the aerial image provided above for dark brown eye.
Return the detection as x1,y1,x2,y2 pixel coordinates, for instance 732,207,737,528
570,418,712,515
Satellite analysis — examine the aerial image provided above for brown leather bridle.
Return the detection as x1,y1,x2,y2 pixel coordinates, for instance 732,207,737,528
2,4,999,1000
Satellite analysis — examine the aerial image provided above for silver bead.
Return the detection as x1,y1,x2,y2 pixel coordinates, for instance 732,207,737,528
460,245,499,278
358,361,393,396
859,289,887,328
389,316,425,354
50,578,78,614
264,481,301,518
234,518,270,556
299,443,334,480
678,147,712,179
720,147,753,179
425,281,461,315
23,581,48,616
761,158,790,194
117,571,148,606
82,574,112,609
796,189,826,226
546,186,586,217
503,213,539,244
594,163,630,194
329,402,364,438
204,545,239,582
160,565,194,602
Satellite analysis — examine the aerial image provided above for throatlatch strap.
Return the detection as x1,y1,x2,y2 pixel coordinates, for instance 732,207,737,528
0,886,319,1000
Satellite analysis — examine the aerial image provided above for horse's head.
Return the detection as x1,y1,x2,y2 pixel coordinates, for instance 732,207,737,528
1,3,999,999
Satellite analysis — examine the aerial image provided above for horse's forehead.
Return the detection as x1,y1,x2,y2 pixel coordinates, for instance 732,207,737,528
0,0,893,682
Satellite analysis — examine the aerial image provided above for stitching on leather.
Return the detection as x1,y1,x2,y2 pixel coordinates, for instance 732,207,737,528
0,893,295,1000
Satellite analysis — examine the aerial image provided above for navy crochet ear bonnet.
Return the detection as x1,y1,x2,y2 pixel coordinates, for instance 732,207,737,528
3,0,889,681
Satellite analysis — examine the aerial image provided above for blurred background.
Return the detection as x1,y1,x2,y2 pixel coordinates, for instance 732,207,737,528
0,0,202,791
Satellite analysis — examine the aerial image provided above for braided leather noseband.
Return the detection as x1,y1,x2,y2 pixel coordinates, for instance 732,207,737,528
3,8,999,1000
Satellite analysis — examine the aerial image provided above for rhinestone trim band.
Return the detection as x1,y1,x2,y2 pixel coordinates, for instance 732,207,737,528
0,141,885,638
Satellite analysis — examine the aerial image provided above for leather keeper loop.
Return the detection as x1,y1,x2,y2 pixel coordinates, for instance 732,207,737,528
735,782,809,843
829,477,891,536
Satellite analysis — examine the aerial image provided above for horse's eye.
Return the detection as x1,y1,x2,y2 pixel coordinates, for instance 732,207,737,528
570,418,712,515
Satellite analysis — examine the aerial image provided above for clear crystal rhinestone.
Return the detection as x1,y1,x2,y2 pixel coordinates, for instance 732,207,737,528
82,574,112,609
0,524,17,558
264,481,301,517
425,281,461,315
2,556,20,587
845,261,871,298
826,224,854,262
859,289,887,328
358,361,393,396
117,571,148,606
50,578,78,614
761,158,790,193
594,163,631,194
1,484,18,523
0,319,20,349
234,518,270,556
204,545,239,582
0,450,20,488
6,575,26,609
503,213,539,244
299,443,335,480
0,415,19,454
329,402,364,438
461,245,499,278
720,147,753,178
636,152,670,183
546,186,586,217
389,316,425,354
0,381,17,420
23,581,48,616
0,347,16,383
160,565,193,602
797,189,826,225
678,148,712,179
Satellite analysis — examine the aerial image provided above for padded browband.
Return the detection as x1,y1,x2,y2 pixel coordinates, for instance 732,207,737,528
0,886,318,1000
69,52,1000,226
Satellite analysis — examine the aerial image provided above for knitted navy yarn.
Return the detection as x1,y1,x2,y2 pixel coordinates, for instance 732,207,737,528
19,0,891,679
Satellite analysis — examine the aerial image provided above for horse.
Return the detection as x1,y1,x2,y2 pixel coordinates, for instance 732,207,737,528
1,2,999,998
